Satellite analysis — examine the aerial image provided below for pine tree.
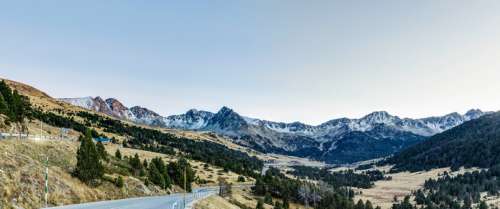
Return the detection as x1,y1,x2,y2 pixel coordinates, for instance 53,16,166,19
282,198,290,209
115,149,122,160
478,201,488,209
254,178,267,195
11,90,22,122
115,176,124,188
273,201,282,209
355,200,365,209
167,158,195,192
365,200,373,209
148,162,166,189
0,81,13,112
0,94,7,116
74,130,104,185
151,157,171,189
96,141,108,162
256,199,264,209
264,193,273,204
130,153,142,170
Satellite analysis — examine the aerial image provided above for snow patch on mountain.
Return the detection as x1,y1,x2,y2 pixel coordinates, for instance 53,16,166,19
58,96,489,163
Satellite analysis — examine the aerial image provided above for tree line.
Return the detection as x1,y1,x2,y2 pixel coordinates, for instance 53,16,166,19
385,112,500,172
253,167,381,209
289,166,388,189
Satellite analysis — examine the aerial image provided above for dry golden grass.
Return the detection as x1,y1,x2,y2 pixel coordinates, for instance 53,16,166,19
354,167,481,209
481,192,500,208
195,195,240,209
0,139,168,209
195,187,307,209
104,143,254,187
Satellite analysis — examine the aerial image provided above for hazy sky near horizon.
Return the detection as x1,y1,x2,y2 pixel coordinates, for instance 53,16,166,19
2,1,500,125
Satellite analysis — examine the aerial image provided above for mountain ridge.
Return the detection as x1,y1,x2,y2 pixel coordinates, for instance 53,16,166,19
59,96,488,163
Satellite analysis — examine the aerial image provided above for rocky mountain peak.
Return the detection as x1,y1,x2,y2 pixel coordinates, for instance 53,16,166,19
186,108,199,114
92,96,112,114
58,95,489,164
130,106,160,118
465,109,484,119
361,111,398,124
218,106,234,115
205,106,247,132
105,98,128,113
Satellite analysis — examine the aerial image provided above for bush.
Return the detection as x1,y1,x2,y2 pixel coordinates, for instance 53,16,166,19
115,176,124,188
238,176,246,182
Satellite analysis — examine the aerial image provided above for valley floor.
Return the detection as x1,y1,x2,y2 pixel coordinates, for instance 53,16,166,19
354,167,481,209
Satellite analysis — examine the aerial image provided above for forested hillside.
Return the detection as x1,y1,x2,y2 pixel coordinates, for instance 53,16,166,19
0,78,268,208
386,112,500,172
32,109,263,178
383,111,500,209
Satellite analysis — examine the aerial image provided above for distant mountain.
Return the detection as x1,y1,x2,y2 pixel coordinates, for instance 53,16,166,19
386,111,500,172
59,96,488,164
59,97,159,124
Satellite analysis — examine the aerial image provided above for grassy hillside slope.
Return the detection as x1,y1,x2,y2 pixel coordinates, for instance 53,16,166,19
0,78,258,208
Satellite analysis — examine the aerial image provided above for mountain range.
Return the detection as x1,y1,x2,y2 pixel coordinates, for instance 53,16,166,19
59,96,487,163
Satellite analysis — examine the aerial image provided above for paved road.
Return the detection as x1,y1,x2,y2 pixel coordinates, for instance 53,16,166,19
44,187,218,209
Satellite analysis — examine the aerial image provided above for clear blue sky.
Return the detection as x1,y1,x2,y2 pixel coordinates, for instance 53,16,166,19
2,1,500,125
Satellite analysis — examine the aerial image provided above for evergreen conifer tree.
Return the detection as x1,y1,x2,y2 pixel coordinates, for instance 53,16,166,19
96,141,108,162
167,158,195,192
0,94,8,116
130,153,142,170
148,162,166,189
355,200,365,209
282,198,289,209
256,199,264,209
0,81,13,111
365,200,373,209
479,201,488,209
264,193,273,204
115,149,122,160
74,130,104,185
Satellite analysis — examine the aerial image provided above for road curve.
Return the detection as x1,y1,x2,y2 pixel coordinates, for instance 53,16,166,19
44,187,218,209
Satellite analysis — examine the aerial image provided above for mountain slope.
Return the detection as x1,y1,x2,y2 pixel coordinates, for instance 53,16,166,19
59,96,487,164
387,111,500,172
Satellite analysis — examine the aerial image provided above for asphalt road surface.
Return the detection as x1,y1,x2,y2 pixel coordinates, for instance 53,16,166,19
44,187,218,209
